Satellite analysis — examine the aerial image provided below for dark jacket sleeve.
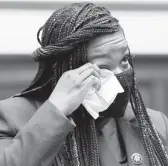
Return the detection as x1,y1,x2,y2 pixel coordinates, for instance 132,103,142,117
0,99,75,166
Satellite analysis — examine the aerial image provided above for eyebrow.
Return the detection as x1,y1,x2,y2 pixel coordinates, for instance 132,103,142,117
125,48,135,58
119,48,131,61
90,53,108,60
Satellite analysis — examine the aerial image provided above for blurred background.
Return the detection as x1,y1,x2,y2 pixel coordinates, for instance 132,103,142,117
0,0,168,116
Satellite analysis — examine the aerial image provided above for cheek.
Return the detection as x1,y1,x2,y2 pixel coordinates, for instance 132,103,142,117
112,63,131,74
112,67,123,74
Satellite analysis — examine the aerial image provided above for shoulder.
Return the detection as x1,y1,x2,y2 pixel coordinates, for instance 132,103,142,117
0,97,40,133
147,108,168,142
126,104,168,143
147,108,167,130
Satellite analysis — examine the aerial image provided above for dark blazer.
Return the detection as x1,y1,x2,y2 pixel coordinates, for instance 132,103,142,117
0,97,167,166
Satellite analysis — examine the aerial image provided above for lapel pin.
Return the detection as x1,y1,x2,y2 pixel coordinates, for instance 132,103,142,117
131,153,143,165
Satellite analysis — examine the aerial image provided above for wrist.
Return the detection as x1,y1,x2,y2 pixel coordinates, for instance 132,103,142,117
48,98,69,116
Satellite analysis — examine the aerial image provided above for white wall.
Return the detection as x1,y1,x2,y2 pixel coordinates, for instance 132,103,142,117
0,1,168,55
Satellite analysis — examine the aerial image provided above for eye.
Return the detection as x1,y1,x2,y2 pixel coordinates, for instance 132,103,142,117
120,55,129,68
98,65,111,70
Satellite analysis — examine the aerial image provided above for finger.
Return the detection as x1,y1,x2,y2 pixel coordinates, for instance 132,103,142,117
74,63,100,74
80,75,101,93
93,64,100,74
77,68,100,84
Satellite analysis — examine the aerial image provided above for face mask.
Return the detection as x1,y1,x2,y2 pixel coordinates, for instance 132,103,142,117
99,68,134,118
82,69,124,119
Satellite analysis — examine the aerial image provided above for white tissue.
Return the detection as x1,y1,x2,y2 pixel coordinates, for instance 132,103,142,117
82,69,124,119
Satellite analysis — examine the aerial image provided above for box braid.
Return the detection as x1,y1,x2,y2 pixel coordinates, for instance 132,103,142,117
12,2,168,166
129,55,168,165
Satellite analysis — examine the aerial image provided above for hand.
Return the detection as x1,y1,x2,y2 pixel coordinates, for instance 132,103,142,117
49,63,101,116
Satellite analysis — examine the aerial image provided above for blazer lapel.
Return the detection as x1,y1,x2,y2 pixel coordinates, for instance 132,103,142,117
97,118,127,166
119,118,150,166
119,104,150,165
97,104,151,166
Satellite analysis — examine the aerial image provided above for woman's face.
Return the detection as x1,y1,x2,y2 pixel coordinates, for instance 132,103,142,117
87,31,131,74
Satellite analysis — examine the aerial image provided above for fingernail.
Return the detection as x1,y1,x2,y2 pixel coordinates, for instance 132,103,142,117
93,64,98,67
94,64,100,72
98,83,101,91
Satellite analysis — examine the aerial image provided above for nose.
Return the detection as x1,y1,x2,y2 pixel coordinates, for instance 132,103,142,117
112,67,123,75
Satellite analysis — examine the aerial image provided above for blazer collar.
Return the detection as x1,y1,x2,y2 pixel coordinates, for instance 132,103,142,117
96,104,143,166
123,103,139,128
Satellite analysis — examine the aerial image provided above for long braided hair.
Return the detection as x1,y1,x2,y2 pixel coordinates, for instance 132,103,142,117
13,3,168,166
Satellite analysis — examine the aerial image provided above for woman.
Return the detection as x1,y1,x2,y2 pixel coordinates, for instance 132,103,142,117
0,2,168,166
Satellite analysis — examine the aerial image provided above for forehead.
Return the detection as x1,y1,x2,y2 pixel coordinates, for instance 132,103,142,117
89,31,126,47
87,31,128,60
